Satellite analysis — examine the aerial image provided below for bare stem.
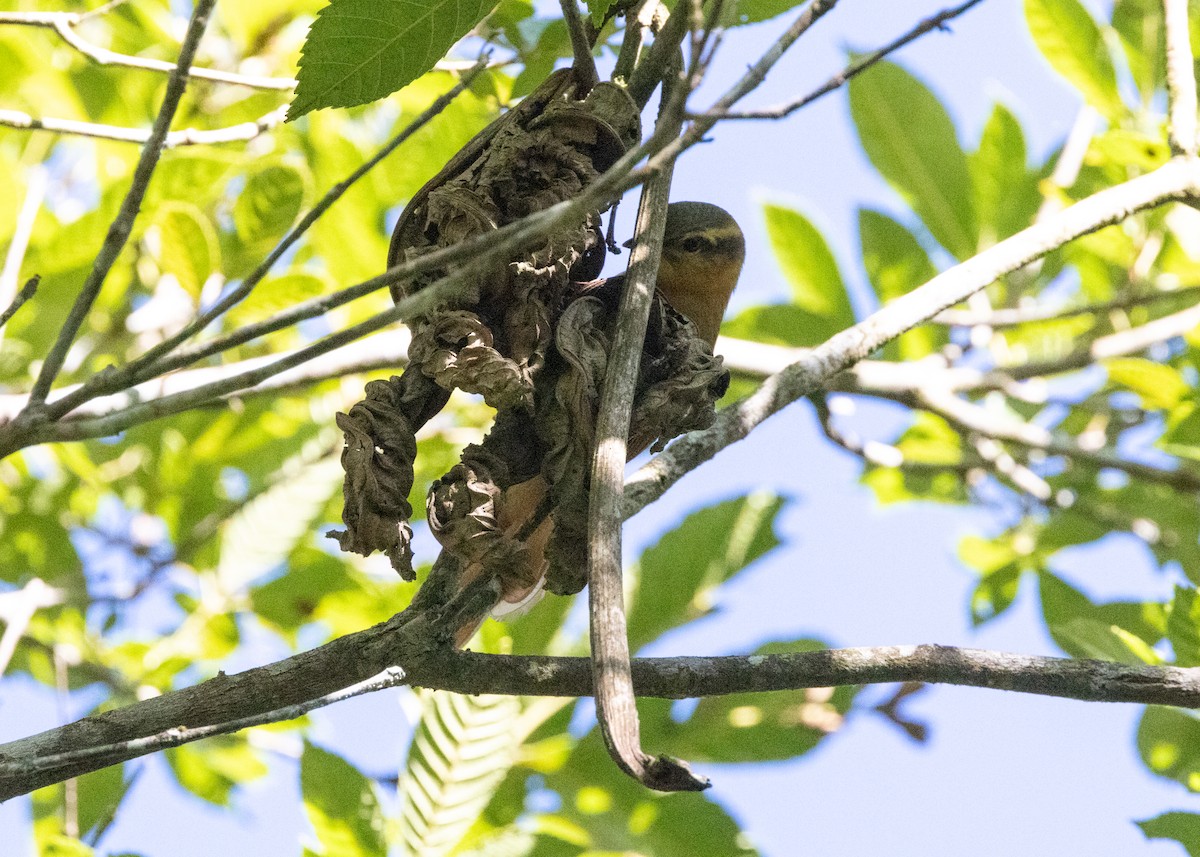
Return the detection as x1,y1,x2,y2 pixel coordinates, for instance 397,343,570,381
1164,0,1198,157
23,0,218,410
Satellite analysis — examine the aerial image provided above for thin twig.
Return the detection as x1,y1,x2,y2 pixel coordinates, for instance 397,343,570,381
1164,0,1198,157
0,105,287,147
0,166,46,337
626,0,695,107
621,157,1200,520
0,9,296,90
932,285,1200,328
0,667,408,777
0,330,410,423
0,276,39,334
22,0,218,411
43,57,489,422
696,0,985,121
612,0,649,83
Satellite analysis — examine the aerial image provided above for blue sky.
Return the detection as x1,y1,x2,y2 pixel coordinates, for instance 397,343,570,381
3,0,1196,854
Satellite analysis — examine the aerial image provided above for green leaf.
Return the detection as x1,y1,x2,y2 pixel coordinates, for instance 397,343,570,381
1106,482,1200,579
166,737,268,806
1138,706,1200,791
1106,358,1190,410
970,102,1041,245
970,565,1023,626
233,163,306,247
762,203,854,338
1139,812,1200,856
1162,404,1200,462
301,741,387,856
154,201,218,298
290,0,495,118
1089,129,1171,172
1168,585,1200,666
217,455,344,593
1040,572,1165,663
720,303,824,348
642,639,855,762
32,763,133,847
228,271,331,326
1025,0,1123,119
398,691,521,857
251,548,357,640
858,208,942,360
627,491,785,651
849,61,977,259
1113,0,1166,100
586,0,611,27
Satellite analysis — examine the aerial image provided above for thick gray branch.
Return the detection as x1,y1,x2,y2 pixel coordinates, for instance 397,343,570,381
2,634,1195,800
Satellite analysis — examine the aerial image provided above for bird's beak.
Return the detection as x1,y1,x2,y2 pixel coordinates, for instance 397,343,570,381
622,237,635,249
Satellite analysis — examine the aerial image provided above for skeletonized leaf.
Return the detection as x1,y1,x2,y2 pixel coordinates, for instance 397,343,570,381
398,690,521,857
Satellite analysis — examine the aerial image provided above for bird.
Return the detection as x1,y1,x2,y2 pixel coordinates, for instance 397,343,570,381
458,201,746,643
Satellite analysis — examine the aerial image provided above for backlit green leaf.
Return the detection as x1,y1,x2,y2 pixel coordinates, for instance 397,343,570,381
1040,572,1165,663
627,491,785,651
301,741,386,856
858,208,941,360
765,203,851,320
1112,0,1166,100
849,61,977,259
166,737,268,806
154,201,218,298
642,639,855,762
1168,584,1200,666
1025,0,1123,119
398,691,520,857
1138,706,1200,791
233,163,306,247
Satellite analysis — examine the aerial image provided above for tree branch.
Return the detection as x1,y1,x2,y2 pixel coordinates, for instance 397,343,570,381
621,158,1200,520
1164,0,1197,157
695,0,984,121
2,634,1195,800
0,106,287,146
0,8,296,91
22,0,217,411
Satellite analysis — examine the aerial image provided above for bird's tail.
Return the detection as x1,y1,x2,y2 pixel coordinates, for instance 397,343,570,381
450,475,554,648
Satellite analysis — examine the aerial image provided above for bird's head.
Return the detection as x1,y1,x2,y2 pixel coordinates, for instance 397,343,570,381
632,201,745,346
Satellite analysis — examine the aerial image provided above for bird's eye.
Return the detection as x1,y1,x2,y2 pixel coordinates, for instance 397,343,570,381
681,236,706,253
